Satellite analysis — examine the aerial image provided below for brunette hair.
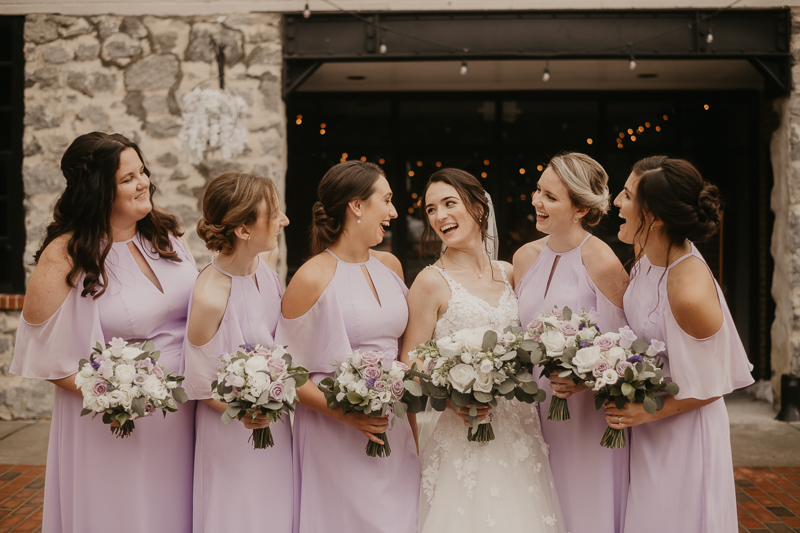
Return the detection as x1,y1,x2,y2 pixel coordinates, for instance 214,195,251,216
547,152,610,228
197,172,279,254
311,160,385,255
631,156,721,253
34,132,183,298
420,168,494,258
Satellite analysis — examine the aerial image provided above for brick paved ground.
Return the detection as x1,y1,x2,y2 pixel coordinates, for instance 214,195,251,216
0,464,795,532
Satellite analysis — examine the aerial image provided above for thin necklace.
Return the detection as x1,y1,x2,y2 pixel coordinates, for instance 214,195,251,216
442,251,490,279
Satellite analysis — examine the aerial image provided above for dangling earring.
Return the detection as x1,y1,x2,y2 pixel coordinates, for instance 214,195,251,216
573,215,579,224
357,217,361,224
649,223,655,232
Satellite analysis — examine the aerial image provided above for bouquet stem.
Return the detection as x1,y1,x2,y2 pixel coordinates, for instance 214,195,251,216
600,427,627,449
365,432,391,458
250,427,274,449
467,422,495,443
547,396,571,421
110,420,135,439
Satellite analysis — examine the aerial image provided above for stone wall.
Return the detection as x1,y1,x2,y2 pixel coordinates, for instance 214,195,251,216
770,7,800,409
0,12,286,418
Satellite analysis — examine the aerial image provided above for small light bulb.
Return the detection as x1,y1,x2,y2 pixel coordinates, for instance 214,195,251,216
706,29,714,44
303,2,310,18
542,61,550,82
460,61,468,76
629,56,637,70
379,42,387,54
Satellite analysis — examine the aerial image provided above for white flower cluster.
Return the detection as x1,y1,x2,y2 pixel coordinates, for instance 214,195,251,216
332,350,410,415
425,327,519,394
177,87,249,165
212,344,298,407
75,337,183,418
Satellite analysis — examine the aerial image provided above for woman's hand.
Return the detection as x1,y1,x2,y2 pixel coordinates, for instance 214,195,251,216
446,398,492,427
339,411,390,445
603,401,655,430
549,375,589,399
241,412,271,430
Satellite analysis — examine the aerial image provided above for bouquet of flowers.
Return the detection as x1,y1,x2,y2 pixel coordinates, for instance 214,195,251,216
409,326,545,443
318,350,424,458
211,343,309,449
75,338,189,438
524,306,601,421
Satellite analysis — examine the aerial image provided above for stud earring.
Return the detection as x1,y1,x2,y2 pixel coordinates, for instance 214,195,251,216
573,215,579,224
649,223,655,231
357,217,361,224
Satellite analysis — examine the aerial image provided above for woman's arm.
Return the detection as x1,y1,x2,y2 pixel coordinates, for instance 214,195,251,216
604,396,719,428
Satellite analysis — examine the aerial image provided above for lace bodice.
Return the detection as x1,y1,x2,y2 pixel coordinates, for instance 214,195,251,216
429,262,520,340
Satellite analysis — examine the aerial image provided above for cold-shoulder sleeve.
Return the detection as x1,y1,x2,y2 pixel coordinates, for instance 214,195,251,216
662,287,754,400
594,286,628,335
274,284,352,377
182,301,244,401
11,282,104,380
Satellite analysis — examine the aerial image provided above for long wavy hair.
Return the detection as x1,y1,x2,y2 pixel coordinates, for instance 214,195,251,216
34,132,183,298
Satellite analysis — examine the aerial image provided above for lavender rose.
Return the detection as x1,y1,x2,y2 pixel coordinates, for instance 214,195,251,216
267,357,288,377
372,380,387,391
616,361,633,377
391,379,405,400
527,316,543,331
593,336,616,351
92,380,109,397
144,402,155,415
559,322,578,336
151,365,164,379
360,351,381,368
268,381,286,402
363,366,382,381
592,360,612,378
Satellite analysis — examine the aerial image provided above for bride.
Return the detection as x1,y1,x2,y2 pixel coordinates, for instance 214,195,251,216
401,168,565,533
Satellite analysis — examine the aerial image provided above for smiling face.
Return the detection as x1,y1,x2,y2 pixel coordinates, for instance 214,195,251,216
531,167,581,234
357,176,396,246
613,172,650,245
110,147,152,228
425,181,483,248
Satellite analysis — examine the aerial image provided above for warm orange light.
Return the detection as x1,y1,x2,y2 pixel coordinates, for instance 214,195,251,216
379,158,385,164
645,122,651,128
619,133,625,138
520,194,526,201
627,129,633,134
484,160,490,166
663,115,669,120
655,126,661,132
339,158,345,163
637,126,644,133
537,165,543,172
507,196,513,203
481,172,487,178
704,104,709,110
411,193,418,199
297,115,303,120
435,161,442,167
408,171,415,177
360,156,367,162
630,135,637,141
295,119,302,125
408,207,414,214
320,129,325,135
617,144,623,149
342,153,348,158
417,161,423,167
519,168,526,175
586,138,593,145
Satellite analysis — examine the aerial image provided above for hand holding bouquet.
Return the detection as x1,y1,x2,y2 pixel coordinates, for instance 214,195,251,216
409,326,545,443
212,343,309,449
318,350,424,458
525,306,601,421
75,338,189,438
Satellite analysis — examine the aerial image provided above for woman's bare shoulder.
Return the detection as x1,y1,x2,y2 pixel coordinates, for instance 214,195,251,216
281,253,338,319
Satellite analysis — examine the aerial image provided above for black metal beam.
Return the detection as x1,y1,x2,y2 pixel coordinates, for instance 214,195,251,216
283,9,791,97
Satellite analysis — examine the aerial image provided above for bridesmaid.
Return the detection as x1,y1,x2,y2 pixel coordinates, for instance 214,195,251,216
605,156,753,532
182,172,291,532
513,152,629,533
276,160,420,533
11,132,197,532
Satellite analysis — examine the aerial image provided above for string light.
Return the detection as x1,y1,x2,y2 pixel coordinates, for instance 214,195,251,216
520,194,526,201
342,152,348,158
379,158,385,164
637,126,644,133
411,193,418,199
536,165,543,171
645,122,651,128
303,1,311,18
519,168,526,175
417,161,423,167
481,172,487,178
586,138,593,145
663,115,669,120
706,27,714,44
320,129,325,134
484,159,490,166
435,161,442,167
630,135,637,141
320,123,326,128
627,129,633,134
542,61,550,82
379,40,387,54
408,207,414,214
629,55,637,70
704,104,710,110
360,156,366,161
655,126,661,132
408,170,415,176
460,61,468,76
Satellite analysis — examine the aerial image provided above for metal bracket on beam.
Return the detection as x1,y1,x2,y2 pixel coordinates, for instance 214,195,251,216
283,61,322,98
748,57,789,99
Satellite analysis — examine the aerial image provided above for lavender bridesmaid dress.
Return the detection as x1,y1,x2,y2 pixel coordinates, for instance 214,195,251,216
275,250,420,533
183,258,292,533
11,234,198,533
622,244,753,533
516,234,629,533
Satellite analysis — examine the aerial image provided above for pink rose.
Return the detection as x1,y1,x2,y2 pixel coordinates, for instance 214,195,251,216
151,365,164,379
363,366,382,381
92,380,109,396
267,357,287,376
268,381,285,402
527,316,543,331
593,336,616,351
360,351,381,368
553,307,565,320
592,360,611,378
373,380,387,391
391,380,406,400
616,361,634,377
393,361,409,373
559,322,578,336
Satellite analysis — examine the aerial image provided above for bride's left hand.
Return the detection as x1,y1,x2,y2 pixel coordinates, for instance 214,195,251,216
549,375,588,399
603,401,656,429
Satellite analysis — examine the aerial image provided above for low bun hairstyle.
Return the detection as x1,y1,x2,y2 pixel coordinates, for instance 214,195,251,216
311,161,385,256
197,172,278,255
420,168,492,257
547,152,610,228
632,156,721,244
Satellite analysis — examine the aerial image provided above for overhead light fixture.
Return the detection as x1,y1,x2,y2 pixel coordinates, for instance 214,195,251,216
706,27,714,44
542,60,551,82
460,61,468,76
303,2,311,18
629,55,637,70
379,40,387,54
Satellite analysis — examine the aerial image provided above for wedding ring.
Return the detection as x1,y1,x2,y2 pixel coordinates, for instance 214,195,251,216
618,416,622,425
488,413,494,422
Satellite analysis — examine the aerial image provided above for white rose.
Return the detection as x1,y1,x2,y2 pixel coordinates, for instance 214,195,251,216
435,336,453,349
143,375,164,398
346,382,358,393
603,331,621,342
541,315,560,328
118,388,133,409
573,346,603,374
79,363,95,379
121,346,144,362
473,371,493,393
107,390,123,408
464,331,487,353
229,359,246,374
338,372,356,386
605,347,627,367
114,364,136,385
540,329,567,355
251,374,269,390
284,378,297,404
96,395,110,410
479,359,494,374
245,356,269,375
271,345,288,358
460,352,474,365
602,368,619,385
447,364,478,393
350,350,363,368
250,385,264,398
576,326,599,341
355,381,369,397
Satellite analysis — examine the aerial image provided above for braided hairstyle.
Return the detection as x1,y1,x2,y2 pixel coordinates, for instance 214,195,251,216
311,161,384,256
196,172,278,254
34,132,183,298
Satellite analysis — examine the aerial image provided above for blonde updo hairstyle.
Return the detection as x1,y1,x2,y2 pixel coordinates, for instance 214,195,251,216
547,152,611,228
197,172,278,255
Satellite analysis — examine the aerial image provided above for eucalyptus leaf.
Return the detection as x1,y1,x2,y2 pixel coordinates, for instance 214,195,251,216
497,379,515,395
473,391,493,403
631,338,649,353
664,382,680,396
142,340,155,353
131,397,146,417
642,395,657,415
482,330,498,351
655,395,666,410
346,392,364,404
80,408,93,417
171,387,188,404
404,380,423,397
621,382,635,400
451,390,471,409
533,389,547,403
562,306,573,320
430,396,447,412
469,405,477,417
614,395,627,409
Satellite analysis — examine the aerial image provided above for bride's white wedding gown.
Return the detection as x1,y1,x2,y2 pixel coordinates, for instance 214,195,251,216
419,263,566,533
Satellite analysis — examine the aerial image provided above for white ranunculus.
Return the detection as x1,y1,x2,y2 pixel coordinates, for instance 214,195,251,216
454,329,485,353
250,385,264,398
573,346,603,374
435,336,453,349
447,364,478,393
540,329,567,355
245,356,269,375
251,373,269,390
605,347,627,367
346,382,358,393
114,364,136,385
576,326,598,341
143,375,166,399
602,369,619,385
473,371,493,393
479,359,494,374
